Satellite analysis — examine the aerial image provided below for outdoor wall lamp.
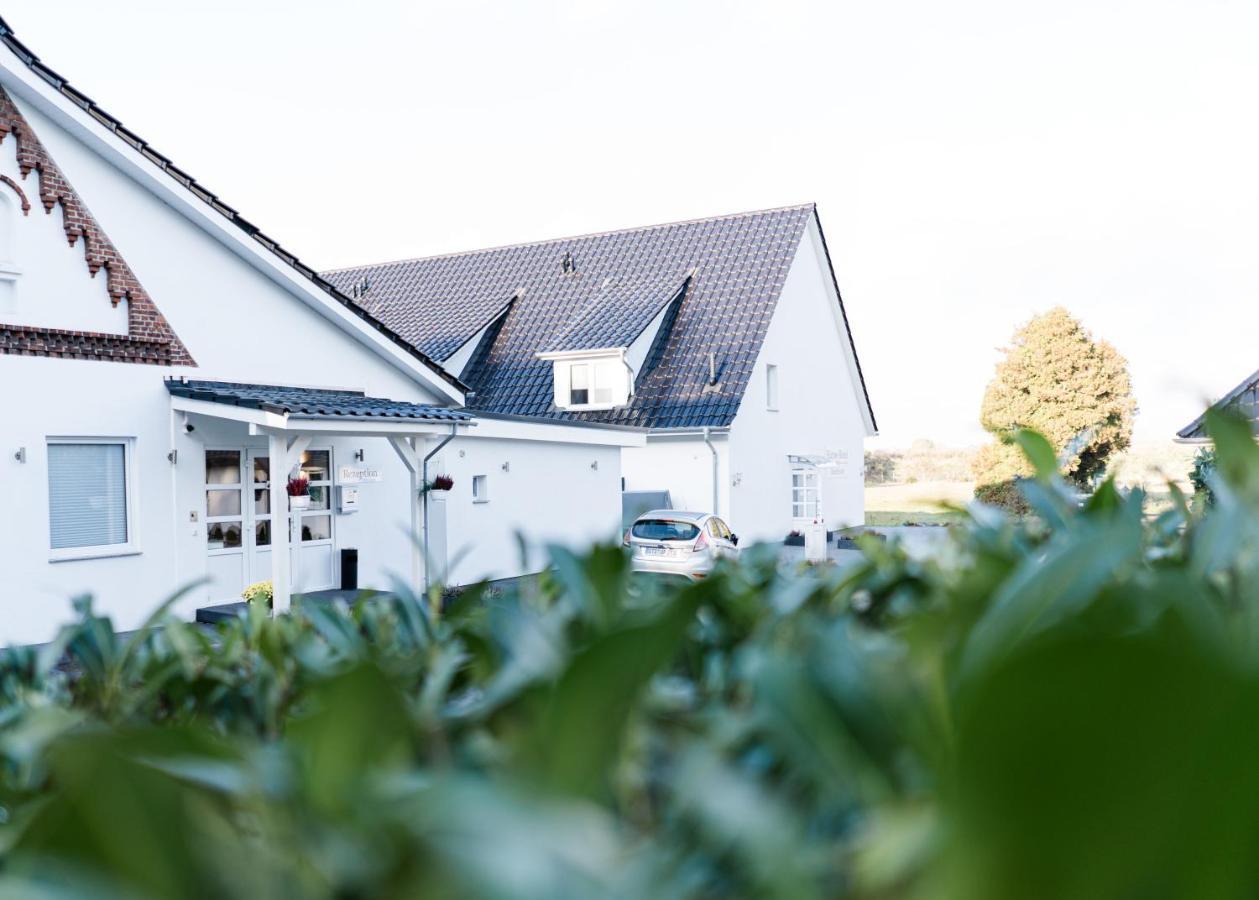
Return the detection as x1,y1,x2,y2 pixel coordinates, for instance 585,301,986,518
590,460,599,471
354,448,365,462
13,446,25,463
501,461,510,472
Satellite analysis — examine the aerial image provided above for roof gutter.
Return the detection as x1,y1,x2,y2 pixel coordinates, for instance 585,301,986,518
645,427,732,438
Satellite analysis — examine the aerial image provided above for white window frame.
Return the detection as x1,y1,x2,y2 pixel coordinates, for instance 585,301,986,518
47,436,140,563
472,474,489,504
791,465,820,521
766,363,779,411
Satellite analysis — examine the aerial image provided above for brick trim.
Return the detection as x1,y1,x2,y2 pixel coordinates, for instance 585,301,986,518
0,174,29,214
0,86,192,366
0,322,172,363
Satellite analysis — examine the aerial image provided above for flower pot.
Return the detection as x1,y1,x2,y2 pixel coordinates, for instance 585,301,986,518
289,494,311,511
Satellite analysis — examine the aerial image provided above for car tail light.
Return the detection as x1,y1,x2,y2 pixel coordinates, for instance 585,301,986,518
622,529,631,547
693,530,709,552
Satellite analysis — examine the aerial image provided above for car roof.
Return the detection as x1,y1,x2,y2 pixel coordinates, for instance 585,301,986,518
635,510,711,523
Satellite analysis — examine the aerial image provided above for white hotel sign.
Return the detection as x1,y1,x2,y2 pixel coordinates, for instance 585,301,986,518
337,464,383,485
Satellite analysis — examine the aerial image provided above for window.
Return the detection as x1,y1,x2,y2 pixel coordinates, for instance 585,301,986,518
631,519,700,541
205,449,243,552
570,364,590,406
472,474,489,503
766,364,779,411
791,467,819,520
592,366,613,404
47,439,135,559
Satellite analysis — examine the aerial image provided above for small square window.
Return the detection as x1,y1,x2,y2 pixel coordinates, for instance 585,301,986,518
47,439,136,559
472,474,489,503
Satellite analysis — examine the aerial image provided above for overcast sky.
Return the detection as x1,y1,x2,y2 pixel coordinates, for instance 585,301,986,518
7,1,1257,446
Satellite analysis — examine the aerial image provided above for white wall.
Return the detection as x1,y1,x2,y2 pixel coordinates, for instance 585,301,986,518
436,436,623,584
728,218,869,542
622,435,730,518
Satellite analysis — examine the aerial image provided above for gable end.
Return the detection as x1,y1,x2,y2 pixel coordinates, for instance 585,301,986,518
0,86,193,366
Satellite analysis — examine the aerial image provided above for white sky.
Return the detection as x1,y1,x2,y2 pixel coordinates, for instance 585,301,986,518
6,0,1257,446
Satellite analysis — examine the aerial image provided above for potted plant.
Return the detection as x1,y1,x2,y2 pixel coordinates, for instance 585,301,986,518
287,476,311,510
241,580,273,610
422,474,454,495
784,529,805,547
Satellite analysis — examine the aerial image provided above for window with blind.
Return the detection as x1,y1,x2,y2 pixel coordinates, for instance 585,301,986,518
47,440,133,556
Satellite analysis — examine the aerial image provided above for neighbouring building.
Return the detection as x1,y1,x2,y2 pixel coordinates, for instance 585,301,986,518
1176,367,1259,442
326,204,877,544
0,17,642,645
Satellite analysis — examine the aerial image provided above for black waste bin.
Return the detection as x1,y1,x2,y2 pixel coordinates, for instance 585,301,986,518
340,548,358,591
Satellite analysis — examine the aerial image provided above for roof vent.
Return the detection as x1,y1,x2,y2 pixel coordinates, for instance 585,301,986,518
351,276,371,299
561,252,576,275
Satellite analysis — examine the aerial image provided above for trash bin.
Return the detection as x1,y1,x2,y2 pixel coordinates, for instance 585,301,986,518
340,548,358,591
804,518,828,563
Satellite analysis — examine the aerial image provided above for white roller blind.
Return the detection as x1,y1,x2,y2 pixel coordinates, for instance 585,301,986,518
48,443,129,550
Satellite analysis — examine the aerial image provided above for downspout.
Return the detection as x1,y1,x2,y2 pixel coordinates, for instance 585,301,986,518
703,426,719,516
422,425,458,592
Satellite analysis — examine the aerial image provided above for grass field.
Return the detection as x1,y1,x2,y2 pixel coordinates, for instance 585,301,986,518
865,481,972,526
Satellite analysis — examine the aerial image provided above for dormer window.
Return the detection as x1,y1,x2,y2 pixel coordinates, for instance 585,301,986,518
571,363,590,405
537,349,632,411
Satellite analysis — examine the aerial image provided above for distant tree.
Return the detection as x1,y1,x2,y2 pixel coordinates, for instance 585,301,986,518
974,307,1136,508
864,450,899,485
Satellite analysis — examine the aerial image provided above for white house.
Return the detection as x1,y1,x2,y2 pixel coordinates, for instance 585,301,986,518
0,17,641,646
326,204,877,545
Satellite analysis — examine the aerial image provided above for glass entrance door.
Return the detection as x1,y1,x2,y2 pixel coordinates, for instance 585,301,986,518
204,447,336,601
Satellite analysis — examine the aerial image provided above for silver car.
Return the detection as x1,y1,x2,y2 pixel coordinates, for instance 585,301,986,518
625,510,740,580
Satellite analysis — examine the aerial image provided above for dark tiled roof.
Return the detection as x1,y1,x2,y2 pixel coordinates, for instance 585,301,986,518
0,16,466,396
545,273,687,353
324,205,825,428
1177,367,1259,440
165,379,473,422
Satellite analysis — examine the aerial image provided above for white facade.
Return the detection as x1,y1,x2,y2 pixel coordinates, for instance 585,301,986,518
622,217,874,543
0,52,639,646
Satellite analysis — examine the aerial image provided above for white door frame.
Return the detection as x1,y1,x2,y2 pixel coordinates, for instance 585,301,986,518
204,444,336,602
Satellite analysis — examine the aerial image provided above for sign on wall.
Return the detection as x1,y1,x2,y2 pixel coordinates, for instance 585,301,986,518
337,464,383,485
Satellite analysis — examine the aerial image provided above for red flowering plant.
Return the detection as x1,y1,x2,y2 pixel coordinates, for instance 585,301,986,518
286,477,310,497
423,474,454,494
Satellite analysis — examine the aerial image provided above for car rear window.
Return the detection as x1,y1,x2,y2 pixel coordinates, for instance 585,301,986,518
632,519,701,541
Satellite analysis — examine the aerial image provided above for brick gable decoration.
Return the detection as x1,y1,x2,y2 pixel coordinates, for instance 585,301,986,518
0,86,192,365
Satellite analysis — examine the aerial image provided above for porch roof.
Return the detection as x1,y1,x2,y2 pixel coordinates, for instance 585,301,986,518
165,379,474,433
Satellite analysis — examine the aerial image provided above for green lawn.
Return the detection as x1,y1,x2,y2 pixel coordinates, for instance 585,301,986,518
864,509,969,527
865,481,971,526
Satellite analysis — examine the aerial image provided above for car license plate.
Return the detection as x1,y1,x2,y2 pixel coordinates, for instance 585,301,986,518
644,546,666,557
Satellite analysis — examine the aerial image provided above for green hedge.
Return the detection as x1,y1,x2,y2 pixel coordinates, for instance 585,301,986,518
2,412,1259,898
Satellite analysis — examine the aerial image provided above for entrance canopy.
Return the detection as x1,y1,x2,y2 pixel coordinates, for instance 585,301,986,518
165,378,474,436
167,379,475,614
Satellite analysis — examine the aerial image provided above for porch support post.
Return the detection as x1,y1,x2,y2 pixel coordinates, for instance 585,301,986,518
285,435,311,604
267,432,292,615
388,435,423,599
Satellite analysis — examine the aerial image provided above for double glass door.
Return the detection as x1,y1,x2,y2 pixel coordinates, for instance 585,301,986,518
204,448,335,600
